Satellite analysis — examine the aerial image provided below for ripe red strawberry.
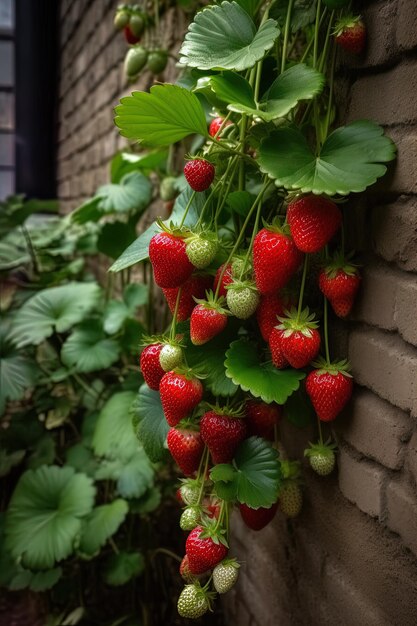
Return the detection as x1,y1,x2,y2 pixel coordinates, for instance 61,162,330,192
253,226,303,295
184,159,215,192
139,343,165,390
159,371,203,426
167,427,205,476
287,195,342,253
162,274,212,322
213,263,233,298
269,327,289,369
335,16,366,54
123,25,140,44
186,525,228,575
275,307,321,369
239,502,278,531
202,497,221,520
200,409,246,464
318,258,361,318
190,294,228,345
149,231,194,288
180,555,197,583
209,117,232,138
256,292,286,341
245,400,282,440
306,359,353,422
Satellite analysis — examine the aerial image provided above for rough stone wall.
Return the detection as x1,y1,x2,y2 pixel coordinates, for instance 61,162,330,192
223,1,417,625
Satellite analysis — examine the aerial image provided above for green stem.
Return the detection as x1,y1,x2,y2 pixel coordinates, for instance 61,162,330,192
109,538,120,555
151,548,182,564
281,0,294,73
313,0,322,69
72,373,100,400
169,286,182,341
179,191,196,228
323,293,331,365
21,225,39,274
316,413,324,445
197,449,210,505
323,39,337,141
318,10,335,73
296,255,309,322
205,137,252,163
239,195,264,279
238,115,247,191
213,158,240,231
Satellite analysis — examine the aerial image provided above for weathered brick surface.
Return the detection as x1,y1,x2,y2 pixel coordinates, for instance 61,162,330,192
386,479,417,555
372,196,417,272
338,447,387,518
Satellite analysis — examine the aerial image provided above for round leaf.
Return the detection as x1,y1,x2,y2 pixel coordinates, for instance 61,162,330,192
0,324,37,413
61,320,120,373
133,384,169,463
96,172,152,214
5,465,96,569
78,500,129,557
92,391,138,461
179,1,280,71
104,551,145,586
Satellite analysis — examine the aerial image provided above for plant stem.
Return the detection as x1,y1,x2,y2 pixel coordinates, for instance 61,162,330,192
151,547,182,563
109,538,120,555
323,293,331,365
72,373,100,400
281,0,294,72
318,10,335,73
238,115,247,191
296,255,309,322
169,286,182,340
313,0,322,69
21,225,39,274
316,413,324,445
323,39,337,141
239,194,264,279
197,448,210,505
179,191,196,229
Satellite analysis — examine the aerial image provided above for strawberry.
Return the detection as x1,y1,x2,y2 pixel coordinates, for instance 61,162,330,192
114,9,129,30
306,359,353,422
149,231,194,288
177,583,213,618
202,497,221,520
275,307,321,369
184,159,215,192
335,16,366,54
318,257,361,318
160,176,178,202
167,427,204,476
269,327,289,369
159,343,183,372
245,400,282,440
190,294,228,345
287,195,342,253
213,559,240,593
123,25,141,44
200,408,246,464
253,226,303,294
186,525,228,574
180,506,201,531
162,274,212,322
139,343,165,390
304,439,337,476
129,12,145,38
179,480,201,505
226,280,260,319
239,502,278,531
256,292,286,341
279,460,303,518
214,263,233,298
209,117,232,138
159,371,203,426
185,233,218,269
179,555,197,583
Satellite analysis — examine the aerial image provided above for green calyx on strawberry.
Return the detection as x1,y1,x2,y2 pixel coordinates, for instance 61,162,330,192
179,478,203,506
185,232,218,269
306,358,353,422
177,582,216,618
159,340,184,372
186,523,229,575
226,279,260,319
200,405,246,465
275,307,321,369
190,292,229,345
279,460,303,518
213,558,240,594
304,438,337,476
319,253,361,318
334,15,366,55
180,506,202,531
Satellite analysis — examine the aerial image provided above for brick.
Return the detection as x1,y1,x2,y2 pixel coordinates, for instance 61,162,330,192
407,430,417,487
395,274,417,347
396,0,417,51
372,196,417,272
338,389,412,470
386,479,417,555
376,127,417,195
352,261,398,331
348,62,417,126
338,447,387,517
348,327,417,416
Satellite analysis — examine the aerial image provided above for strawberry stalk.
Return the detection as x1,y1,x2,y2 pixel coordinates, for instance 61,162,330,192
296,255,309,323
281,0,294,72
238,192,264,280
196,446,210,505
179,191,197,228
169,286,183,341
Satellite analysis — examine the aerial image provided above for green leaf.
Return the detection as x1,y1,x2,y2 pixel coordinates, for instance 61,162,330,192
186,330,238,397
78,500,129,557
129,487,161,514
283,388,315,428
93,391,137,461
109,188,204,272
10,283,101,348
0,449,25,477
111,150,169,182
258,120,397,196
179,1,279,71
5,465,96,569
66,443,98,477
97,222,137,260
9,567,63,592
225,339,304,404
115,84,208,146
210,437,281,508
70,197,103,225
271,0,317,32
61,320,120,373
27,435,56,469
234,0,258,17
0,323,37,413
95,454,154,499
96,172,152,214
103,284,149,334
104,551,145,586
134,384,169,463
225,191,254,217
207,72,256,109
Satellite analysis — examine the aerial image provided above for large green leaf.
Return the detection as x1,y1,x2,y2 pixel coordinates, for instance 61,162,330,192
109,188,205,272
115,84,208,146
258,120,397,195
103,284,149,334
70,197,103,225
111,150,169,183
210,437,281,508
92,391,137,461
225,339,304,404
134,384,169,463
201,72,256,110
96,172,152,214
97,222,137,260
5,465,96,569
8,566,63,592
96,454,154,499
271,0,317,32
179,1,279,71
61,320,121,373
78,500,129,557
0,323,37,414
104,551,145,586
10,283,101,348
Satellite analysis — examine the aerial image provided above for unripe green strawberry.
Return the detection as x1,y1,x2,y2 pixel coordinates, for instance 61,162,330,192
226,280,260,319
124,45,148,78
129,12,145,38
114,9,129,30
304,440,336,476
159,343,183,372
186,235,218,269
180,482,200,506
213,558,240,594
160,176,178,201
231,257,247,278
147,49,168,74
180,507,201,531
280,482,302,518
177,584,210,619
